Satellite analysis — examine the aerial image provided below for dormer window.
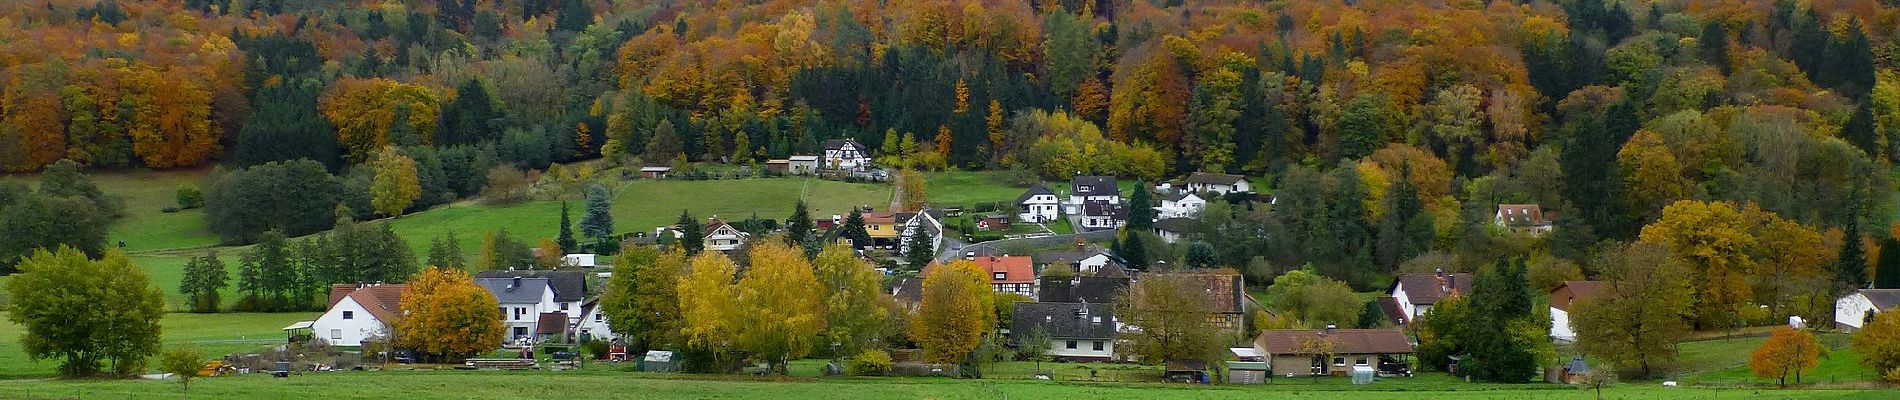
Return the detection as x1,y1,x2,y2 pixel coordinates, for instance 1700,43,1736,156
994,272,1006,280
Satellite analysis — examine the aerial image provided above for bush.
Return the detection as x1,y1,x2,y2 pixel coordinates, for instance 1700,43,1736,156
175,184,204,209
848,349,892,376
578,340,610,359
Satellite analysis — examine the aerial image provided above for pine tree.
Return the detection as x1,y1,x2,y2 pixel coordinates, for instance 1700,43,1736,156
841,208,871,249
580,185,615,239
1837,220,1869,292
676,210,704,255
786,200,815,256
1876,237,1900,289
1119,229,1149,271
905,224,935,271
1845,101,1879,158
557,202,578,254
427,231,466,270
1126,182,1154,230
180,251,228,313
1465,258,1538,382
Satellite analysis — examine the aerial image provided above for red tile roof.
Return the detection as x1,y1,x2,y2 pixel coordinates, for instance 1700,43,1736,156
971,256,1035,284
328,284,408,323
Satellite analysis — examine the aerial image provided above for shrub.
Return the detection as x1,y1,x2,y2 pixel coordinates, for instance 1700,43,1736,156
848,349,892,376
175,184,204,209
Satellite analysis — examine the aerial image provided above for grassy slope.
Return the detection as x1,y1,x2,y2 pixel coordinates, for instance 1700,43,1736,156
1,168,221,253
0,312,317,379
1678,333,1879,385
2,369,1877,399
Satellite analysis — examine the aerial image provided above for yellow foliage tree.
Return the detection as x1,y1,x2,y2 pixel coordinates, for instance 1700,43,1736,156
370,146,421,218
814,243,890,357
319,78,444,163
736,241,823,373
1638,200,1757,328
1856,311,1900,383
1749,326,1820,387
677,251,741,367
909,260,994,364
397,267,505,361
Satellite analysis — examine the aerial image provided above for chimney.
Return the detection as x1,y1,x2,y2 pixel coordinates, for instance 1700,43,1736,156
510,276,522,290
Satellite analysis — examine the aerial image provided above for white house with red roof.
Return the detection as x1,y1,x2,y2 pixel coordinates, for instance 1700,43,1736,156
312,284,408,347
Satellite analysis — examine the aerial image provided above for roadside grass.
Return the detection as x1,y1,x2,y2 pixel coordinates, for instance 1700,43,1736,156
0,312,317,379
1,368,1880,400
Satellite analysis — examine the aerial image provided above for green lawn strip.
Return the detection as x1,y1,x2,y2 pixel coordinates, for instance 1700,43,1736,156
1680,333,1880,386
0,312,317,379
0,368,1877,399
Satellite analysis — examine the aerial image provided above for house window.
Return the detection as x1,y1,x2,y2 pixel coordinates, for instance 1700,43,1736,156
330,329,342,340
994,272,1006,280
594,313,604,323
561,303,570,311
1333,357,1346,366
1066,340,1078,349
1092,341,1104,351
342,311,354,320
1356,357,1370,366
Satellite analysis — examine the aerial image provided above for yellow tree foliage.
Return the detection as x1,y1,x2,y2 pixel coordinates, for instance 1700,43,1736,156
397,267,505,360
1638,200,1757,328
934,125,952,158
1750,326,1820,387
898,169,928,212
953,78,970,114
986,99,1006,163
814,243,890,356
1745,204,1831,315
534,239,562,269
1617,130,1687,221
319,78,443,163
123,66,219,168
370,146,421,218
1855,311,1900,382
736,241,823,372
910,260,994,364
677,251,741,357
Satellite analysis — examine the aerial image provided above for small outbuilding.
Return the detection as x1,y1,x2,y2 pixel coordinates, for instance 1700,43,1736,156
1164,359,1210,384
639,166,672,179
640,350,678,372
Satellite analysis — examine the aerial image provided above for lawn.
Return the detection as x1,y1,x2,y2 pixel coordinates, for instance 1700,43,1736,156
0,312,317,379
2,167,221,252
1,368,1880,399
1679,333,1880,385
385,177,891,261
924,170,1032,209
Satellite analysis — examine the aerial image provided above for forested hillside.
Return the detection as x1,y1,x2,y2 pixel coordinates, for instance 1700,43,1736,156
1,0,1897,261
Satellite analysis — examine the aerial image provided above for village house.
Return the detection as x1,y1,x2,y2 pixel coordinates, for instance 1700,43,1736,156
1495,204,1553,236
478,277,560,343
1548,281,1603,343
1078,200,1127,231
1038,275,1130,304
1035,241,1127,276
1254,327,1414,377
898,208,946,256
1010,302,1119,362
312,284,407,347
702,217,750,252
1153,217,1194,244
1386,271,1473,324
475,270,589,330
971,255,1037,297
1138,270,1257,337
1016,184,1061,224
575,298,614,341
787,155,820,175
561,254,597,268
1183,172,1253,195
976,214,1012,231
1836,289,1900,332
822,139,872,171
863,211,902,249
1156,192,1206,219
1067,176,1121,215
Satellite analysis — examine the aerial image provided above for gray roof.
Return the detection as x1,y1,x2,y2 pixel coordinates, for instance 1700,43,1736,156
1184,172,1247,186
475,270,588,302
1038,276,1130,304
1860,289,1900,309
477,277,551,304
1016,184,1055,204
1011,302,1117,341
1082,201,1125,218
1071,176,1119,197
1153,217,1195,233
823,138,863,151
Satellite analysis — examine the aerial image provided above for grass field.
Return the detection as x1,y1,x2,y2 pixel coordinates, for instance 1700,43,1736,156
0,312,316,379
1,368,1880,399
1,168,222,252
1677,333,1880,385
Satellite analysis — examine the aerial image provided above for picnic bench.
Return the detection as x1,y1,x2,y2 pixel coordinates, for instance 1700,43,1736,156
464,358,538,370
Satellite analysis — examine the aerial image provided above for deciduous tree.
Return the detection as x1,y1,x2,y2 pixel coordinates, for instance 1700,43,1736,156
1749,326,1820,387
4,247,164,377
180,251,228,313
677,251,741,369
1574,242,1696,378
911,260,994,364
370,146,422,217
397,267,505,361
737,242,823,373
1118,272,1225,365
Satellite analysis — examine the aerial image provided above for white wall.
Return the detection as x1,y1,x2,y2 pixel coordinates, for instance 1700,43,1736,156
1837,294,1878,332
312,297,387,347
1049,338,1115,359
1550,307,1577,343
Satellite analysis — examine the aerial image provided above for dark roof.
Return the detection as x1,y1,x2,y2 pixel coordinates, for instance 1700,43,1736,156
1375,297,1406,326
474,270,589,302
1011,302,1118,341
1016,184,1056,204
1859,289,1900,309
1165,359,1208,372
537,312,568,334
1185,172,1248,186
1388,273,1473,306
1038,276,1130,304
823,138,863,151
1163,192,1200,203
1035,246,1109,265
1136,271,1245,314
1153,218,1195,233
476,277,551,304
1071,176,1119,197
1254,329,1414,355
1082,201,1126,218
892,277,923,304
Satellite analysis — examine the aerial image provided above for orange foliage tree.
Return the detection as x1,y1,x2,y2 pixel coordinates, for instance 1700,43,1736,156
319,78,443,163
1748,326,1820,388
396,267,505,361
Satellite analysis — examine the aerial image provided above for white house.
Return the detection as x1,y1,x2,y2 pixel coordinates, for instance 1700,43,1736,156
562,254,597,268
702,217,750,252
1010,302,1119,361
822,139,872,171
478,277,560,342
1837,289,1900,332
575,298,615,341
1078,201,1126,231
1152,218,1194,244
1036,242,1124,275
1387,271,1472,324
1548,281,1603,343
312,284,407,347
899,208,946,256
1157,192,1206,219
1496,204,1553,236
787,155,821,175
1067,176,1120,214
1184,172,1252,195
1016,185,1061,224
